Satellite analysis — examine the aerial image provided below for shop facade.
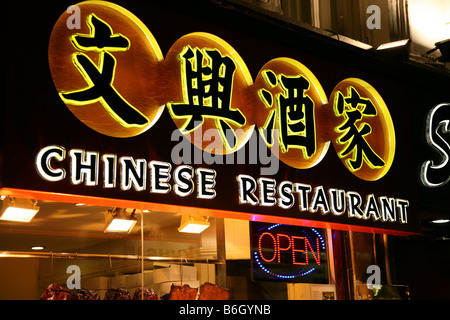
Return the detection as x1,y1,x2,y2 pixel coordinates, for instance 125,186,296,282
2,0,449,301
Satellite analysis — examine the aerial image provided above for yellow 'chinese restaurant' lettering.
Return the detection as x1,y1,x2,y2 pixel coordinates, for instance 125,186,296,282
48,1,396,181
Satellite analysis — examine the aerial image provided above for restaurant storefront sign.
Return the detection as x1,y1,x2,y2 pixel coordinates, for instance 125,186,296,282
250,222,329,283
2,0,431,235
49,1,395,181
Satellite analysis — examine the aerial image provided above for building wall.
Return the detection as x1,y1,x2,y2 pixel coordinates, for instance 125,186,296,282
408,0,450,54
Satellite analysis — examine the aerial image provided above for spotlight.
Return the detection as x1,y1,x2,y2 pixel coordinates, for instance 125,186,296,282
431,219,450,224
377,39,411,61
178,214,210,233
104,208,137,234
0,197,40,222
427,39,450,62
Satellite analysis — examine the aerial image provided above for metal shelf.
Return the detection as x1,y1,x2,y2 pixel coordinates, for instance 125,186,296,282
0,250,224,264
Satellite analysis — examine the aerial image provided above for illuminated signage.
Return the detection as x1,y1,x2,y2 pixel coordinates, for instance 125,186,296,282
329,79,395,181
35,145,217,200
237,174,409,224
253,58,330,170
49,2,165,138
165,33,255,155
48,1,395,182
0,0,417,235
251,222,328,283
34,143,410,227
420,103,450,188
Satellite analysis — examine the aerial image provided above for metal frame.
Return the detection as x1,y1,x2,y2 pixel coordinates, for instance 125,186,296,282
0,250,225,264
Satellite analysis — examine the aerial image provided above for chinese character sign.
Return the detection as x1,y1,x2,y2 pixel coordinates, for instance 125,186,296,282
165,33,255,155
48,1,396,181
329,79,396,181
48,1,165,138
253,58,330,169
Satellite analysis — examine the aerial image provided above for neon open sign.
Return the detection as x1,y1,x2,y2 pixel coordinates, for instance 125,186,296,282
251,222,328,283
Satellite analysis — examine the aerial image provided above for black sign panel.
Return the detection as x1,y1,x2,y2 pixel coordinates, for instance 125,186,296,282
4,0,450,235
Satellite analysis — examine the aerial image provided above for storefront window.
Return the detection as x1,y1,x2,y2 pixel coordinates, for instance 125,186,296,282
6,0,447,303
0,199,338,300
0,200,222,300
230,0,400,47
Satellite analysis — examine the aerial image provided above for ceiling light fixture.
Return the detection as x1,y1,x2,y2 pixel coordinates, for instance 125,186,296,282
31,246,45,251
104,208,137,234
178,214,210,234
0,197,40,222
377,39,411,61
